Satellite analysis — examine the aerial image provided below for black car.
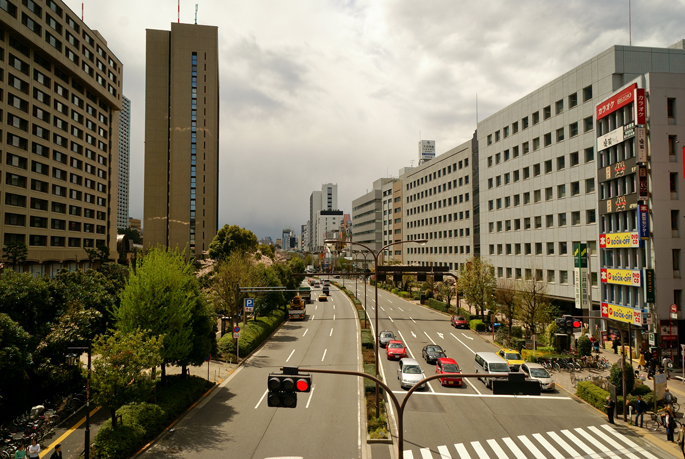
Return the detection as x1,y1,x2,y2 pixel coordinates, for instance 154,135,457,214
422,344,447,364
378,331,396,348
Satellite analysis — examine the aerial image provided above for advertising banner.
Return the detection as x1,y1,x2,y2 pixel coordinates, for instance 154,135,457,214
600,268,642,287
601,302,643,325
638,166,648,200
643,268,655,303
574,243,588,268
598,157,638,184
574,269,591,310
599,193,639,215
638,204,649,240
419,140,435,161
637,127,647,162
596,127,625,152
600,232,641,248
661,323,679,341
635,88,645,124
596,83,637,120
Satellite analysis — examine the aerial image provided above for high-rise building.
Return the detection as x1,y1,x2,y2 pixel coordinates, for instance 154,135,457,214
144,23,219,259
0,0,123,275
307,183,339,251
117,95,130,230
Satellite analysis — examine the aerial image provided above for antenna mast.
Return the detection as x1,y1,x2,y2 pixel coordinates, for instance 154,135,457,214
195,4,198,24
628,0,632,45
178,0,180,23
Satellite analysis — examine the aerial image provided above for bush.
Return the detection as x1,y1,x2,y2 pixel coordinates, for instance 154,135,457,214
609,363,634,396
424,289,433,299
352,298,362,306
469,319,485,332
391,288,399,295
427,298,448,312
511,326,524,339
363,363,380,394
576,381,610,412
218,309,286,358
412,292,421,300
578,335,592,357
399,291,411,299
511,338,526,352
631,384,652,396
361,329,374,350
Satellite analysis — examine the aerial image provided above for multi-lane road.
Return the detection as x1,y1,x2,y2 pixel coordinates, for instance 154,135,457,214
137,280,674,459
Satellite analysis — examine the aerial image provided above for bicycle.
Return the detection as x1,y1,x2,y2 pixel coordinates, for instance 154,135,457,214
646,411,683,432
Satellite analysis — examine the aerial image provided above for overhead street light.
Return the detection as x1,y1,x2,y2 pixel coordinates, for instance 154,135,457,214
66,346,92,459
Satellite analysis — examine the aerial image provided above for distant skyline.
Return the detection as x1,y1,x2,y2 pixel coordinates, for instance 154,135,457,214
65,0,685,241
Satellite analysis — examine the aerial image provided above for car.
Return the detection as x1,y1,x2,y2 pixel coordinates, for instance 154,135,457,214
397,358,426,390
497,349,525,372
323,279,330,286
313,281,320,287
318,293,327,302
386,340,407,360
378,331,396,348
436,357,462,386
521,362,555,391
422,344,447,364
451,315,468,328
322,286,330,296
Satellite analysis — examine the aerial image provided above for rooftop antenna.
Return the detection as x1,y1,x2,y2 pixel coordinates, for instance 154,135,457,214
81,3,83,21
178,0,180,23
628,0,632,45
195,4,198,24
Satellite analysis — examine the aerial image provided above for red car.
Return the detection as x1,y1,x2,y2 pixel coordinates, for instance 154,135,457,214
386,341,407,360
436,357,462,386
451,315,468,329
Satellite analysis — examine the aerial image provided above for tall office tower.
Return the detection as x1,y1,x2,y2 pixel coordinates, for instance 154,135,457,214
117,95,130,230
144,23,219,259
308,190,322,251
322,182,337,210
0,0,123,276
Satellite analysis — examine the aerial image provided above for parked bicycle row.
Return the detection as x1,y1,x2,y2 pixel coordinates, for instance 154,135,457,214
538,355,611,372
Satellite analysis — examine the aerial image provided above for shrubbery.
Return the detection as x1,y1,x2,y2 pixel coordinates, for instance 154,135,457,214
609,363,634,396
469,319,485,332
218,309,286,358
361,329,374,349
427,298,448,312
575,381,609,412
578,335,592,357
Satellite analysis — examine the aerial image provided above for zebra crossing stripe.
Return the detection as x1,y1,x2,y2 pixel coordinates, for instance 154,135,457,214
470,441,490,459
403,450,414,459
420,448,433,459
585,426,642,459
454,443,472,459
501,437,527,459
573,427,622,459
532,433,563,458
437,445,452,459
486,439,510,459
600,425,659,459
561,429,603,459
546,431,582,458
517,434,547,458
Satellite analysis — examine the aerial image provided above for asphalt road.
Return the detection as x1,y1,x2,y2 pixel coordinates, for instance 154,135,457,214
138,281,364,459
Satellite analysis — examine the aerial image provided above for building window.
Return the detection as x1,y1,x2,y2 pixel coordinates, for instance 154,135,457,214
668,98,676,123
583,85,593,102
569,122,579,137
674,249,681,278
585,147,594,163
543,106,551,120
557,156,565,170
569,93,578,108
533,137,540,151
544,133,552,147
557,184,566,198
522,116,529,129
571,181,580,196
587,210,596,224
558,213,567,226
584,116,594,132
555,99,563,114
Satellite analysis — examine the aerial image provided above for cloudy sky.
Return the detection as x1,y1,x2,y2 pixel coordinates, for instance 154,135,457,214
64,0,685,241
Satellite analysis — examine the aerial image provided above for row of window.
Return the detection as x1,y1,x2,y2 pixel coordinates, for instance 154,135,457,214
488,149,595,176
496,266,590,286
486,85,594,145
5,150,108,180
408,210,471,229
487,179,595,210
407,244,472,255
3,232,105,248
3,192,108,217
405,158,470,191
3,212,105,232
488,210,597,232
406,175,470,204
490,240,597,257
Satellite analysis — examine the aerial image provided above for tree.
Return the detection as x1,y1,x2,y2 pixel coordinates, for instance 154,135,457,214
176,294,218,376
287,255,305,276
436,280,456,308
3,241,28,268
0,270,55,342
208,225,258,262
458,257,496,317
90,328,163,428
256,244,275,260
117,227,142,245
494,278,519,339
0,313,31,413
212,252,260,329
253,264,285,319
115,247,197,382
515,277,556,338
85,245,110,265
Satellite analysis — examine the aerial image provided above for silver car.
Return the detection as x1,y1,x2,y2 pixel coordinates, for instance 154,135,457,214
397,358,426,390
378,331,396,348
521,363,555,391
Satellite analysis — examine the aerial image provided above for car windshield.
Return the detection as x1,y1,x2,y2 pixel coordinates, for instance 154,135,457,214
426,346,442,353
381,333,393,338
505,353,522,360
456,317,465,321
490,363,510,372
530,368,551,378
388,343,403,349
442,363,460,373
403,365,422,374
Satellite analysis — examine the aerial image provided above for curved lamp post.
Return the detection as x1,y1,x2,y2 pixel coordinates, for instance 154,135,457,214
66,346,91,459
325,238,427,417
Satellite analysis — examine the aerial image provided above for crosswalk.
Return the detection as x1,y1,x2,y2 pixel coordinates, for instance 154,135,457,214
402,424,662,459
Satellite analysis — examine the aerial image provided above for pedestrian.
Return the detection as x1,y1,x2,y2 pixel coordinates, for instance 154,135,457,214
14,444,26,459
665,388,676,408
648,359,656,380
27,439,40,459
661,405,677,442
638,351,646,371
50,444,63,459
612,338,619,355
604,396,615,424
634,395,648,428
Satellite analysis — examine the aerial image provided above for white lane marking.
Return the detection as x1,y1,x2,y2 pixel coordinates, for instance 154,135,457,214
390,391,569,400
302,329,308,337
396,330,415,359
437,332,444,339
531,433,563,458
471,441,489,459
398,307,404,312
419,448,432,459
333,304,336,309
486,439,509,459
560,429,601,459
315,305,318,310
573,428,622,459
411,331,417,338
255,389,268,409
410,317,416,323
403,450,414,459
454,443,471,458
305,384,315,408
389,316,394,323
387,299,393,303
330,328,333,337
450,333,476,354
461,333,473,340
285,349,295,362
333,315,336,320
585,427,641,459
311,315,315,321
380,306,385,311
502,437,527,459
424,331,436,344
517,435,546,458
546,431,581,458
321,349,327,361
437,445,452,459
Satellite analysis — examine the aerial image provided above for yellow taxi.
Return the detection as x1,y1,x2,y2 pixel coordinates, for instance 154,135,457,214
498,348,525,372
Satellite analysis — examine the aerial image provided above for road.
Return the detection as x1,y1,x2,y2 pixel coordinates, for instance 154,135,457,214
139,281,364,459
367,286,675,459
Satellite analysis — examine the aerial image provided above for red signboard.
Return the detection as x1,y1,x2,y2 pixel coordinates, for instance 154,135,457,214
601,302,608,318
635,88,645,124
597,83,637,120
672,303,678,314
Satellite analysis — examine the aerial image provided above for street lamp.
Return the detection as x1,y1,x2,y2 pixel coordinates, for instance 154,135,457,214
67,346,92,459
325,237,427,417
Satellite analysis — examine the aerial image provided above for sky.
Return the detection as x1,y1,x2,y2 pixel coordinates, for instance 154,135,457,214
63,0,685,241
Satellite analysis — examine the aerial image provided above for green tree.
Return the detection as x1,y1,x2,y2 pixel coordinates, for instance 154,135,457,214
176,294,218,376
256,243,275,260
253,264,285,319
117,226,143,245
436,280,456,308
212,252,259,330
85,245,110,265
115,247,197,382
609,362,634,396
494,278,519,340
208,225,258,262
458,257,496,317
515,277,556,338
288,255,305,276
0,313,31,412
578,335,592,357
90,328,163,428
2,241,28,268
0,270,55,341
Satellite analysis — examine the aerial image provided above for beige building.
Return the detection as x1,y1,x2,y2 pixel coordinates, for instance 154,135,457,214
144,23,219,259
0,0,123,275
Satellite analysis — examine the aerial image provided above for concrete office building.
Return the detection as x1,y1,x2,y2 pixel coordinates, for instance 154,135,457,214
401,138,476,271
0,0,123,275
117,95,130,230
351,178,395,256
477,41,685,320
307,183,338,251
379,178,399,263
144,23,219,259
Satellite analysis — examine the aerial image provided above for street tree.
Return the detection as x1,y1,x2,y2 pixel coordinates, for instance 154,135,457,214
287,255,305,276
0,270,54,342
256,243,275,260
90,328,163,428
253,264,285,319
0,313,31,413
515,277,556,338
212,252,260,329
436,280,457,308
2,241,28,268
208,225,258,262
494,278,519,339
458,257,496,317
176,294,218,376
85,245,110,265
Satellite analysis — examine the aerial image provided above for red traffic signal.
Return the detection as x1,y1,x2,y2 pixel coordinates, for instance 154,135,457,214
572,320,582,329
295,375,312,392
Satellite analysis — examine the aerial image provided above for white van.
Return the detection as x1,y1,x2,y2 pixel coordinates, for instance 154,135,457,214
474,352,510,389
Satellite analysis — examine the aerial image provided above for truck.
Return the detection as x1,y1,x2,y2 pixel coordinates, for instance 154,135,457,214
299,286,312,304
289,295,306,320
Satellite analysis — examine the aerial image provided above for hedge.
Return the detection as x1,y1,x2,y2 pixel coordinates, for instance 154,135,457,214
427,298,448,312
361,329,374,349
576,381,609,412
358,310,368,322
521,348,553,362
399,291,411,299
412,292,421,300
218,308,286,357
363,363,380,394
469,319,485,332
92,376,211,459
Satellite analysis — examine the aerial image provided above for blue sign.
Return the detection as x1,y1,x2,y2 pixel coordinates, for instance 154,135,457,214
234,326,240,333
638,204,649,240
244,298,254,312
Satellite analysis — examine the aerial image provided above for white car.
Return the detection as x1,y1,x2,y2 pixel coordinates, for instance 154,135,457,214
397,358,426,390
521,362,555,391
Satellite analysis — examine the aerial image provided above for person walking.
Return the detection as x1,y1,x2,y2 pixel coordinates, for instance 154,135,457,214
638,351,646,371
27,439,40,459
634,395,648,428
14,444,26,459
661,405,677,442
50,444,63,459
605,396,616,424
612,338,619,355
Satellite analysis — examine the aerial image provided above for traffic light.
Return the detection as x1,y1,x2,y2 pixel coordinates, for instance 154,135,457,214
434,273,444,282
267,368,312,408
555,317,566,333
572,319,583,331
564,315,574,334
555,315,575,334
